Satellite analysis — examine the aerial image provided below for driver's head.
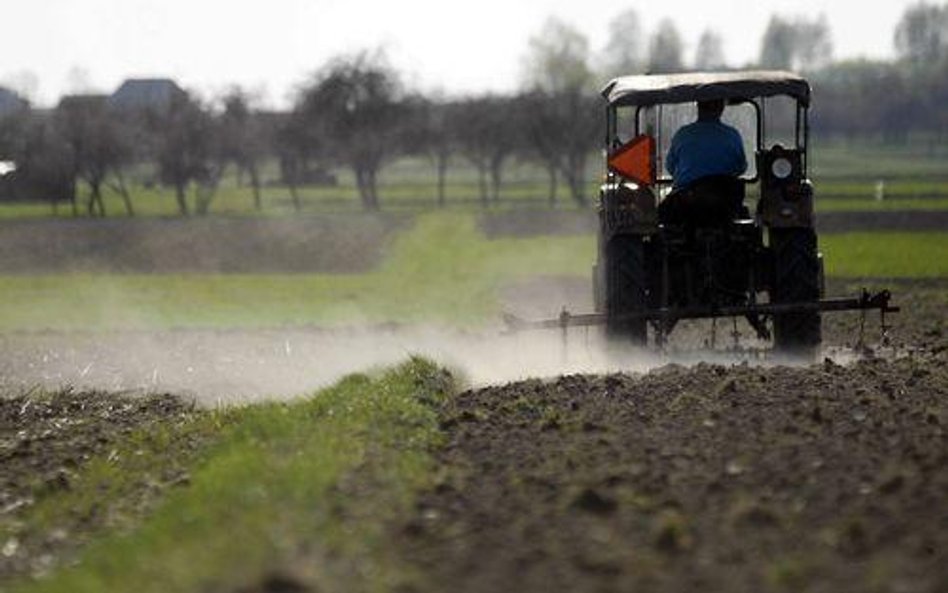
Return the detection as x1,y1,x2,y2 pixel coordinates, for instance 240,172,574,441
697,99,725,121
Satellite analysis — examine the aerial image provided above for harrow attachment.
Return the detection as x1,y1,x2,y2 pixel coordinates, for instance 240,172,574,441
503,289,899,350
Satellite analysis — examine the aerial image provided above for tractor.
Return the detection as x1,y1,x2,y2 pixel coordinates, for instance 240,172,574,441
593,70,899,355
506,71,897,357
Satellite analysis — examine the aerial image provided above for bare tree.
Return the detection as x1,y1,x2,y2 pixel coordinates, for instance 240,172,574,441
55,95,134,217
929,54,948,141
218,88,270,210
295,50,406,211
5,114,76,214
812,60,916,143
521,17,600,206
401,97,455,207
760,16,797,70
275,110,314,212
522,17,595,93
648,19,685,73
894,1,948,64
760,15,833,71
795,15,834,70
151,94,217,216
0,106,28,162
453,95,519,206
694,30,727,71
599,8,645,78
193,123,227,217
426,101,454,207
519,92,562,206
517,86,600,208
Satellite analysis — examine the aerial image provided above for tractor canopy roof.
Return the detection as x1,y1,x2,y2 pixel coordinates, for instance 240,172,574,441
601,70,811,108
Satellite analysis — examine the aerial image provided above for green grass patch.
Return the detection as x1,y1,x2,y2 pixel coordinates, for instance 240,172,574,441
818,179,948,198
821,232,948,278
6,358,456,593
0,157,599,220
812,141,948,180
815,197,948,212
0,212,594,331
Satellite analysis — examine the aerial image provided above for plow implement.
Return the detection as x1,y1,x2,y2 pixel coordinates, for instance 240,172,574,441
503,289,899,350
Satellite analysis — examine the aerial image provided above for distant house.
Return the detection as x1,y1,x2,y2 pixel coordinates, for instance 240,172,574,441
58,93,109,111
108,78,187,112
0,86,27,116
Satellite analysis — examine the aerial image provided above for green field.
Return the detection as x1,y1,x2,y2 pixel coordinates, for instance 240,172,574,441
0,212,943,333
0,213,593,331
821,232,948,278
814,197,948,212
812,140,948,181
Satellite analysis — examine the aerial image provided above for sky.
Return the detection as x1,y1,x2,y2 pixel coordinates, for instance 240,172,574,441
0,0,921,108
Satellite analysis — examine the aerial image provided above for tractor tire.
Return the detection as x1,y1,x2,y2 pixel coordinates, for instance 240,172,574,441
604,234,648,346
771,227,822,357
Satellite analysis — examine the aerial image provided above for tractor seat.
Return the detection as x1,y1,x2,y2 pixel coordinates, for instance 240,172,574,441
658,175,745,227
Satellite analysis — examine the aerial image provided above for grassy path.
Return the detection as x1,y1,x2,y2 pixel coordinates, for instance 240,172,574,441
3,358,456,593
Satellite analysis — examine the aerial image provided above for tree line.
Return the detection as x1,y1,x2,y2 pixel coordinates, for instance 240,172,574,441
1,2,947,215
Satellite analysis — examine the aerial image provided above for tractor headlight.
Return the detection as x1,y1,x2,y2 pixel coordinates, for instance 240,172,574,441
771,157,793,180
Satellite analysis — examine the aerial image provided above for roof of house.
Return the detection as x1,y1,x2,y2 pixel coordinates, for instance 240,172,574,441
58,93,109,109
108,78,186,110
0,87,27,115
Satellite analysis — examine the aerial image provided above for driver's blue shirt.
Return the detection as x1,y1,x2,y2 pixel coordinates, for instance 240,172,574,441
665,119,747,190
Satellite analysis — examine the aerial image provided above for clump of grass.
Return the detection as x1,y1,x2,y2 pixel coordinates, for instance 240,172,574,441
650,509,694,553
765,555,815,590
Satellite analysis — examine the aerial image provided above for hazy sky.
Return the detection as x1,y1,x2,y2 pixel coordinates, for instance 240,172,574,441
1,0,919,108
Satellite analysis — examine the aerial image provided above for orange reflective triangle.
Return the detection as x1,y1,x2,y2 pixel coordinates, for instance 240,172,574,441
608,135,655,186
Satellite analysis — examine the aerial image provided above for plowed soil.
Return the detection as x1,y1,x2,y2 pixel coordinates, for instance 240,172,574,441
0,390,202,579
0,215,406,273
396,286,948,593
0,390,190,510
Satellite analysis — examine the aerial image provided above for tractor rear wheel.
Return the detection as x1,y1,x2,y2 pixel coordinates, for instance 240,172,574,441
771,227,822,357
604,234,648,346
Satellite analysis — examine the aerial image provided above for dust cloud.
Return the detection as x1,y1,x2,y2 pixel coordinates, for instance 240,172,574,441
0,240,885,404
0,326,635,404
0,323,862,406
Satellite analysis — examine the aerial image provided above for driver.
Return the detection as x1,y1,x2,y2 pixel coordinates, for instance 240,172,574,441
660,99,747,225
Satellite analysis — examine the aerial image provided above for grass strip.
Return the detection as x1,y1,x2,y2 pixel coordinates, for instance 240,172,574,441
7,358,456,593
815,198,948,212
820,232,948,278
